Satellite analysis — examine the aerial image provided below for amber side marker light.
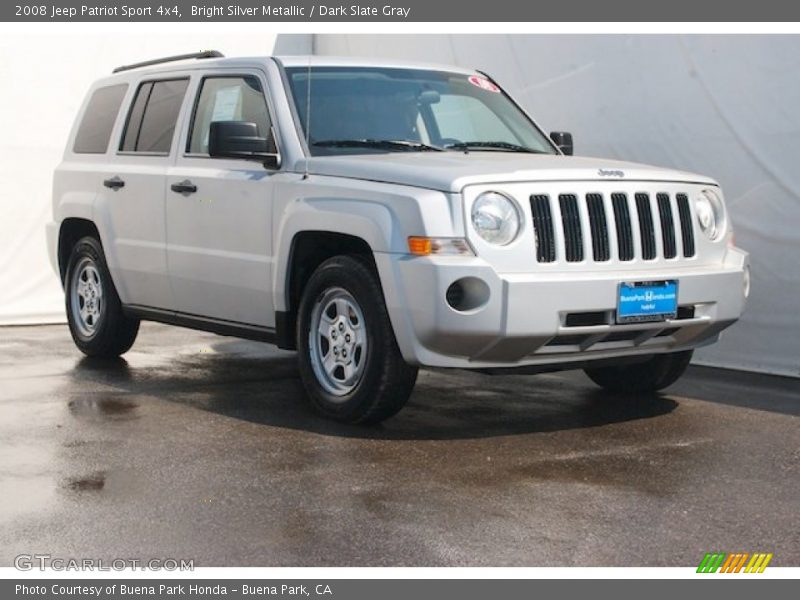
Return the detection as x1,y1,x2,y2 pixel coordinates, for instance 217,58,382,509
407,237,473,256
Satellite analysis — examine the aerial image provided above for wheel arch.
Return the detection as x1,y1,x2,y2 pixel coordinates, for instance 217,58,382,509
57,218,101,285
276,230,377,350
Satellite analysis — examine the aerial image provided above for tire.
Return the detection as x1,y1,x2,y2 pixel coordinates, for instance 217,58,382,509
65,236,139,357
296,255,418,424
584,350,693,394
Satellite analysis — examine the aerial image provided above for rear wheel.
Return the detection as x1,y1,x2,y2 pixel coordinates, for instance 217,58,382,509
296,255,418,424
65,236,139,357
584,350,693,393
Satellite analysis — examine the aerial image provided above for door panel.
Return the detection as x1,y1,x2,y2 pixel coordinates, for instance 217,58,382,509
97,78,190,309
94,159,171,308
166,72,276,328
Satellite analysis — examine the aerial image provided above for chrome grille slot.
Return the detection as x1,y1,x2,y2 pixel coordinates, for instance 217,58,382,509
657,193,678,259
530,194,556,262
586,193,610,261
558,194,583,262
611,192,635,261
676,193,696,257
635,193,657,260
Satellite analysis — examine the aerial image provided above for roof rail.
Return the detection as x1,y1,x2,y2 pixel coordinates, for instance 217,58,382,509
112,50,224,74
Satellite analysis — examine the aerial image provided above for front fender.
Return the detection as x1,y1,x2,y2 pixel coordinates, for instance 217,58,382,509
270,175,463,319
272,198,396,312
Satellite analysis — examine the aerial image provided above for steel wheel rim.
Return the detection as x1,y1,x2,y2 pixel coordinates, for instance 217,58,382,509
70,257,104,338
308,287,368,397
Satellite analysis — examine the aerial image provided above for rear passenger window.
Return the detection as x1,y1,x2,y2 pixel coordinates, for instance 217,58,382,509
187,76,271,154
73,84,128,154
120,79,189,154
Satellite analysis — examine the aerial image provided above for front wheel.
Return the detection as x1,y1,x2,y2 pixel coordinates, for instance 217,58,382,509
296,255,418,424
584,350,693,394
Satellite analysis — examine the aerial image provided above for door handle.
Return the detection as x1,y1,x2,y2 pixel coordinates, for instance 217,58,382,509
103,176,125,191
170,180,197,195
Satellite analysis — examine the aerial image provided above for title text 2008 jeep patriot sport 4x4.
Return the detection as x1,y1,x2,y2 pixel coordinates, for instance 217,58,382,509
48,51,750,423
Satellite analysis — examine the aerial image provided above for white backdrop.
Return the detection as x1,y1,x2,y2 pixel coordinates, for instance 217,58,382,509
0,30,310,324
312,34,800,377
1,32,797,377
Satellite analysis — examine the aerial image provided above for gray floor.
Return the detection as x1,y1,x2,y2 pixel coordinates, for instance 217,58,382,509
0,323,797,567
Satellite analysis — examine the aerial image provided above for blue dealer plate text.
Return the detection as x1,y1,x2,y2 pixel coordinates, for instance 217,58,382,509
616,281,678,323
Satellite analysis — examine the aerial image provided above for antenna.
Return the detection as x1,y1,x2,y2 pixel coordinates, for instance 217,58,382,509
303,56,312,180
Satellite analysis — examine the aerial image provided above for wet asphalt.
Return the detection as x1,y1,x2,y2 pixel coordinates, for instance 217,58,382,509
0,323,798,567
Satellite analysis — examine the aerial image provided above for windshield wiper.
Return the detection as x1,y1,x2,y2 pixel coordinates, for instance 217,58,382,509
444,141,547,154
312,139,444,152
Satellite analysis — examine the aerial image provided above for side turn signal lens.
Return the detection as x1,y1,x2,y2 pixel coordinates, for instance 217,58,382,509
407,237,473,256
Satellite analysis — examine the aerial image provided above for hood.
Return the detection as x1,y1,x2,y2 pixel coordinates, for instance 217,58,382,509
300,153,717,193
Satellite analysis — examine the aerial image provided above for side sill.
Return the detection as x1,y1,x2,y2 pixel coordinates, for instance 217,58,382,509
123,304,277,344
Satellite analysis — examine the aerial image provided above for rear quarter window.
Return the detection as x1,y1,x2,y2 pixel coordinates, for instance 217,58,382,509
72,84,128,154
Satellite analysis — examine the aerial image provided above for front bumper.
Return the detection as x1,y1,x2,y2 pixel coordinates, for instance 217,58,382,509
377,247,749,368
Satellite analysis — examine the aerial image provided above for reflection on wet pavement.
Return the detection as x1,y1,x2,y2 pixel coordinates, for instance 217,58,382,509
0,323,797,566
65,472,106,492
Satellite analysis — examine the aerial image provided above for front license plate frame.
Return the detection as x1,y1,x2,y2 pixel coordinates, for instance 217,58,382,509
616,280,679,324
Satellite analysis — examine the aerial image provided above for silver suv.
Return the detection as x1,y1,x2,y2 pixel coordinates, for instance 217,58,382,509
48,51,750,423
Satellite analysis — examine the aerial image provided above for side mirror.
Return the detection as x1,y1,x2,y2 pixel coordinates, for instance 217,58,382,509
208,121,280,169
549,131,573,156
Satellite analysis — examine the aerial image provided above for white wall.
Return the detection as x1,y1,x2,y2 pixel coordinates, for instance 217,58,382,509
0,31,310,324
312,34,800,377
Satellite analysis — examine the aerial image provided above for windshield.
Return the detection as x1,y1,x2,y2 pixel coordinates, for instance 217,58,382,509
285,66,557,156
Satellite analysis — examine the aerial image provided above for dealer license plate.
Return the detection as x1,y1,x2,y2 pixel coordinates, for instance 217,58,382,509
616,280,678,324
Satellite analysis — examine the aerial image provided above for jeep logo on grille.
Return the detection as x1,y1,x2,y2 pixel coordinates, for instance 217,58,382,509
598,169,625,177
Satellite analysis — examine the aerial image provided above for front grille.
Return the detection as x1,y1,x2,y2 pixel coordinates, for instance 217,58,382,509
529,190,696,263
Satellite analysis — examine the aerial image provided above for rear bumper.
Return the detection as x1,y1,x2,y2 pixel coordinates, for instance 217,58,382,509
377,247,749,368
45,221,59,279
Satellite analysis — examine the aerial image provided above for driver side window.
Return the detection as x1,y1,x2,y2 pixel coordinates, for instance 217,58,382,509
187,76,272,155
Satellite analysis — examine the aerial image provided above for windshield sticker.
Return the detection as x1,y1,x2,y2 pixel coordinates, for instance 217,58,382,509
468,76,500,93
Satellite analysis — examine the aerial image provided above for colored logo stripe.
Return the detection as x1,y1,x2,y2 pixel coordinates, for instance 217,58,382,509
697,553,726,573
745,553,773,573
720,553,749,573
697,552,773,573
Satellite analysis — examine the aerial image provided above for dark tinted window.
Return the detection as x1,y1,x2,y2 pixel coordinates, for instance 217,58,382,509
187,76,271,154
73,84,128,154
120,82,152,152
120,79,188,153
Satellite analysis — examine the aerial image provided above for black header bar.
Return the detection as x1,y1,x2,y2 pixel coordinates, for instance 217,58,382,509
5,1,800,22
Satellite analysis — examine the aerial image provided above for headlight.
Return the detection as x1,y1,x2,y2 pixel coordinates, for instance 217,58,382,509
471,192,521,245
695,188,726,241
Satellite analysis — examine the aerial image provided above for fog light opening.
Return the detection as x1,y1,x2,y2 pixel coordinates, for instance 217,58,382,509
445,281,465,309
446,277,490,312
